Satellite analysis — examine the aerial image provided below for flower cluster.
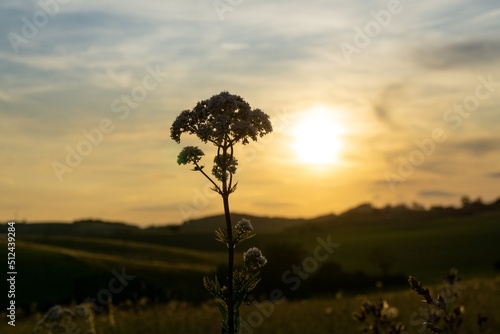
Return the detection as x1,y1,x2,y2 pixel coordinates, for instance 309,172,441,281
352,299,404,334
34,303,95,334
212,154,238,182
232,218,255,244
176,146,204,168
170,91,272,146
235,218,253,234
243,247,267,270
214,218,256,248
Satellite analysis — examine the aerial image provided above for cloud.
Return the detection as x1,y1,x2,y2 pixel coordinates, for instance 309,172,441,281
373,104,391,126
131,204,182,212
0,90,11,102
373,179,415,186
418,190,456,198
253,201,295,208
412,38,500,70
372,84,406,129
450,137,500,156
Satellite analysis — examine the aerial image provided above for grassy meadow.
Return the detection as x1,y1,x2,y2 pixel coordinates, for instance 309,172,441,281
1,207,500,333
2,276,499,333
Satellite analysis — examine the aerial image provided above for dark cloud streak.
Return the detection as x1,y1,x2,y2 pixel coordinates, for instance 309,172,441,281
451,137,500,156
372,84,405,129
419,190,456,198
412,38,500,70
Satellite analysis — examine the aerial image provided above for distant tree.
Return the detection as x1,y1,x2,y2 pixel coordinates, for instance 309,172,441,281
473,197,484,206
411,202,425,211
430,205,445,212
461,195,471,208
168,225,180,233
393,203,408,212
461,196,486,214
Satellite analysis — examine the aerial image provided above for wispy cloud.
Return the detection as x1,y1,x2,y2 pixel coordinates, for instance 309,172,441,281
412,38,500,70
372,83,408,129
418,190,456,198
450,137,500,156
253,201,296,208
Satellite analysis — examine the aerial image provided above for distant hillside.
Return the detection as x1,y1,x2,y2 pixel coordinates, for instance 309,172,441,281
177,213,308,233
300,197,500,231
2,214,309,237
3,219,142,237
3,196,499,237
2,198,499,309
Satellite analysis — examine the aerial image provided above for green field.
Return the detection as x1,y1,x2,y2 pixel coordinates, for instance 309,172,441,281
1,209,499,332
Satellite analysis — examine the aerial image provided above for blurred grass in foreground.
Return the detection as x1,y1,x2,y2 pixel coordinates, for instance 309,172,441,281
2,276,499,334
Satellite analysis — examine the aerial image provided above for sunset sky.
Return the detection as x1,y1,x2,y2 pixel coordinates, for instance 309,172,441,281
1,0,499,226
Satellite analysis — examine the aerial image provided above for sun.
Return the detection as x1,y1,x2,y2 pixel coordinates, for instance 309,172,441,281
291,107,343,165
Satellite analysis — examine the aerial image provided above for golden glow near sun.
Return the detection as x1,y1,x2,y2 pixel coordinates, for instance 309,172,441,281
292,107,343,165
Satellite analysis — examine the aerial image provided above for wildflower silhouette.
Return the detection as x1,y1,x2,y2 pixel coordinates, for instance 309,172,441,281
33,303,96,334
171,91,272,334
408,268,469,333
352,299,405,334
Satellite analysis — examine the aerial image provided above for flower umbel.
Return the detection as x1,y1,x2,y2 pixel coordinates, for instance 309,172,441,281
235,218,253,234
212,154,238,182
232,218,255,244
170,91,272,145
176,146,204,167
243,247,267,270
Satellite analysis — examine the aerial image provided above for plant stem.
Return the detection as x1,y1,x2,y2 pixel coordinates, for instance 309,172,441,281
223,193,235,334
193,161,222,194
